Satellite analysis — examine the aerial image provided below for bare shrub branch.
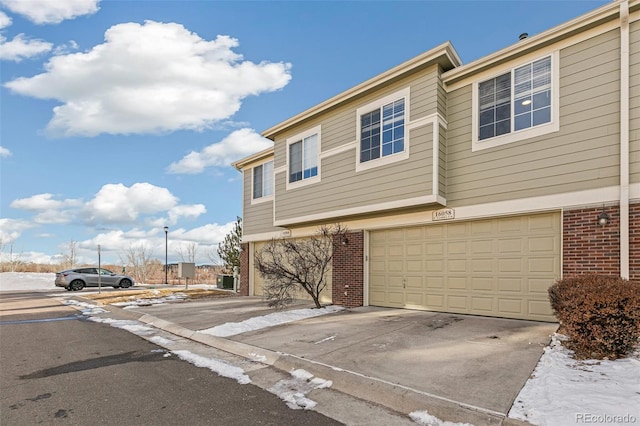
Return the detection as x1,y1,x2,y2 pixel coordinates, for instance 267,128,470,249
255,224,347,309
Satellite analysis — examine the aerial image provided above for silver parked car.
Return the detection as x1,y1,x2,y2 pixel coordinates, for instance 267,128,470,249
55,267,135,291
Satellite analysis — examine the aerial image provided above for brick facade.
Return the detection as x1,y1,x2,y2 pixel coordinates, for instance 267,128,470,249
630,203,640,280
238,243,249,296
331,231,364,308
563,205,621,277
563,202,639,279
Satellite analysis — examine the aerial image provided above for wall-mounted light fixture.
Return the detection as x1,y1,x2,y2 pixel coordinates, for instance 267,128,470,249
597,206,610,226
342,237,349,246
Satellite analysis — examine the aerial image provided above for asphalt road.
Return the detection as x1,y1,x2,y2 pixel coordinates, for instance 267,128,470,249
0,290,342,425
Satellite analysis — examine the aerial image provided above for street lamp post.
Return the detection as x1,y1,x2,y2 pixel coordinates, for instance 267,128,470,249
164,226,169,284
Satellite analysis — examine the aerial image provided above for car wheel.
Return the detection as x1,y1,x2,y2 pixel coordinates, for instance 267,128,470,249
70,279,85,291
119,279,132,289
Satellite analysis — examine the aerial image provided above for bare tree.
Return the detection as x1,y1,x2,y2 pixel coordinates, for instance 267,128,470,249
120,243,155,284
60,240,78,269
176,241,199,263
0,240,25,272
255,225,347,310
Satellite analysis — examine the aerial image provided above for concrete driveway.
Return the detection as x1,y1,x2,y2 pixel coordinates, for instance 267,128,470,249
125,296,557,424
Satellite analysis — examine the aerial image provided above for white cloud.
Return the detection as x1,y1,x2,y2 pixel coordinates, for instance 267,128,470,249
4,21,291,137
0,33,53,61
84,183,178,224
0,145,11,157
10,193,79,210
168,204,206,223
10,193,82,224
0,10,11,29
0,218,33,243
168,128,273,174
168,223,235,245
0,0,100,24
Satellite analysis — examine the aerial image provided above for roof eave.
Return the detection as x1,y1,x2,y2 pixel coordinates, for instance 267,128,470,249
262,41,461,140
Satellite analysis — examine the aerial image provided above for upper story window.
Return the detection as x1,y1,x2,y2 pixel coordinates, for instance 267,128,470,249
361,99,405,162
287,125,321,188
356,87,410,171
472,52,559,151
252,160,273,200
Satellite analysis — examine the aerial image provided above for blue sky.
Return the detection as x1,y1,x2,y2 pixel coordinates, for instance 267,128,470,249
0,0,608,265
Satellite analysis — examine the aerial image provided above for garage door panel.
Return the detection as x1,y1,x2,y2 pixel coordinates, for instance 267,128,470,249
407,276,423,289
498,298,523,314
447,295,468,310
471,297,494,312
369,212,560,321
472,277,494,291
528,257,557,273
447,276,467,290
499,258,524,273
427,242,444,255
498,278,524,293
447,241,467,255
426,276,445,289
448,259,468,273
471,258,493,273
471,239,494,254
499,238,523,254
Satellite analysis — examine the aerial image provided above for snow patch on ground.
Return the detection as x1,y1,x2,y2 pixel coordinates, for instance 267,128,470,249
0,272,56,291
112,292,188,307
89,317,156,336
172,350,251,384
409,411,472,426
508,334,640,426
63,299,109,315
267,369,332,410
149,335,175,346
199,305,344,337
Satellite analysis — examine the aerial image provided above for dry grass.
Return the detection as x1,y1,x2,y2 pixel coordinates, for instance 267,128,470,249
83,288,234,305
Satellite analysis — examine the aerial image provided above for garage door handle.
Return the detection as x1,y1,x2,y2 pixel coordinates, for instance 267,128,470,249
403,277,406,288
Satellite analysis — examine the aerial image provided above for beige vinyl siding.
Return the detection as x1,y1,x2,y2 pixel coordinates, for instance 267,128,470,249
631,20,640,185
446,30,621,207
275,125,434,223
409,64,441,121
242,170,280,236
270,66,444,224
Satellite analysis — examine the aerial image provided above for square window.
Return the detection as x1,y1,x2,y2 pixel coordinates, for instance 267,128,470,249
477,55,553,144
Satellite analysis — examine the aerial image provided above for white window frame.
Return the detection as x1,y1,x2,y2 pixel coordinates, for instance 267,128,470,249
471,51,559,152
286,125,321,190
250,160,274,204
356,87,410,172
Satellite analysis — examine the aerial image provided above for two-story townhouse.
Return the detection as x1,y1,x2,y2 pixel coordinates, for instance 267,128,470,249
233,0,640,322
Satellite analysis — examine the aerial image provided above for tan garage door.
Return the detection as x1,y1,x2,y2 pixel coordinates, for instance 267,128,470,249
252,241,333,304
369,212,560,321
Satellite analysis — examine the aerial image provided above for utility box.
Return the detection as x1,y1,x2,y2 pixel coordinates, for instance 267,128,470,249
217,274,234,289
178,262,195,279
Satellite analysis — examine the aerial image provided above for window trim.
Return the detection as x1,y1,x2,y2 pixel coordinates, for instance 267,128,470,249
250,159,274,204
356,87,410,172
286,125,321,190
471,51,559,152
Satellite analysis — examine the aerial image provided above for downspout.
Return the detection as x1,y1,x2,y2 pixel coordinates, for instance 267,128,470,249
620,0,630,279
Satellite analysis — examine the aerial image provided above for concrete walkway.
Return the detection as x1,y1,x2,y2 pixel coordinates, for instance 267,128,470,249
86,296,557,425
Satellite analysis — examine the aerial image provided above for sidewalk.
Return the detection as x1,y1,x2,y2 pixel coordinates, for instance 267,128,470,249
77,295,555,425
